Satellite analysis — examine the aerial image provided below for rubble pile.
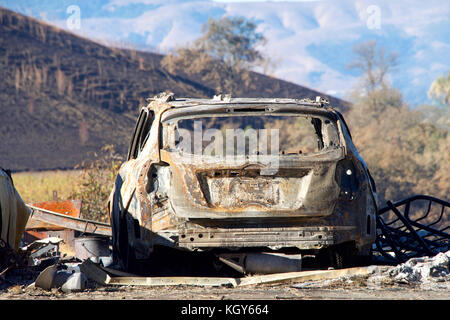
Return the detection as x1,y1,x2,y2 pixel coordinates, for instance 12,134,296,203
291,251,450,290
0,234,111,293
382,250,450,284
362,250,449,291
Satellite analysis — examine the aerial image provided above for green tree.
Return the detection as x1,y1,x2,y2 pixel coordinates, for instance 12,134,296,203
162,16,267,94
70,145,123,222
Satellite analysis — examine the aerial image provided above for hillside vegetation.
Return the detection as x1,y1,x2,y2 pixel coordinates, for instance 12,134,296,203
0,7,348,171
343,41,449,204
346,87,449,204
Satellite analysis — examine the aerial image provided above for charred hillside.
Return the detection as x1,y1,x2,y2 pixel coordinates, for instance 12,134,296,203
0,7,349,171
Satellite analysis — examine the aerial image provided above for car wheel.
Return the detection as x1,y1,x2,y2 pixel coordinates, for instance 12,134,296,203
111,196,137,272
355,248,373,266
328,242,356,269
118,214,138,272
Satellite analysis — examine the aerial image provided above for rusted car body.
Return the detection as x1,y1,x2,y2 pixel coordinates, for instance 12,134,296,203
0,168,30,251
108,93,378,272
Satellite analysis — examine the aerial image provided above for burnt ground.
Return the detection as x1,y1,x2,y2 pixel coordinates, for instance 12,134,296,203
1,270,449,300
1,249,449,300
1,284,449,300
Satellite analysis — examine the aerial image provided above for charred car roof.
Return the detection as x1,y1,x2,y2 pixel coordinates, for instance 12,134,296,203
146,94,339,122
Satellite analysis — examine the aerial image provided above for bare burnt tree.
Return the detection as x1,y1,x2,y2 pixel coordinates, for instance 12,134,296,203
348,40,398,93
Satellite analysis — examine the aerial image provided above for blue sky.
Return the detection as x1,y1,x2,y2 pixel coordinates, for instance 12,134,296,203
1,0,449,106
212,1,320,2
212,0,317,2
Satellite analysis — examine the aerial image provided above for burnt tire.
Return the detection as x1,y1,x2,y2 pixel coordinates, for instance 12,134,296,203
111,192,137,273
324,242,357,269
355,249,373,266
116,214,138,273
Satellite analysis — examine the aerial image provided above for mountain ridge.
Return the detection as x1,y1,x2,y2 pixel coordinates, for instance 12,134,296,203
0,6,349,171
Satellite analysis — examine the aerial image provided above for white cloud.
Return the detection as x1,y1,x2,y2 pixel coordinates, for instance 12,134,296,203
107,0,208,6
213,0,320,2
32,0,449,105
431,63,449,72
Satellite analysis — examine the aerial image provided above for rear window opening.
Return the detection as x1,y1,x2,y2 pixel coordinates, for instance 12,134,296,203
163,114,340,156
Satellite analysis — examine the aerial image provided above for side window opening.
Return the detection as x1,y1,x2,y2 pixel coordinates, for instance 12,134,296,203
322,119,339,147
335,110,352,139
311,118,324,150
128,110,153,160
139,111,154,154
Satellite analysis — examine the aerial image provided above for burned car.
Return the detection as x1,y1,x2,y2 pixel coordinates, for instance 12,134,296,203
108,93,378,273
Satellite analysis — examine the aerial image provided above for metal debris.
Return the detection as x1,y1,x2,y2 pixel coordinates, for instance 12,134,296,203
218,252,302,274
74,236,110,260
239,266,376,287
79,258,374,288
24,200,82,256
23,237,64,267
34,264,58,290
74,236,112,266
27,204,112,237
60,271,87,293
79,259,238,287
374,195,449,264
34,262,87,292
